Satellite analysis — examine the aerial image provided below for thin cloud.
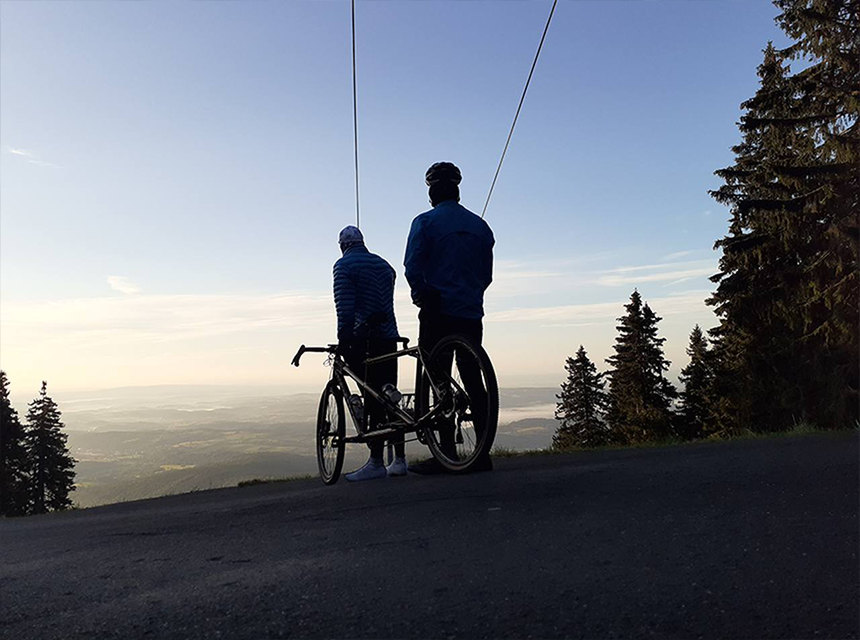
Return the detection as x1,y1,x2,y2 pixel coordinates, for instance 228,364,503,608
2,291,335,345
596,259,716,287
599,267,714,287
602,259,710,274
488,292,712,326
663,277,695,287
491,257,610,297
661,250,696,261
0,290,339,391
27,159,61,168
5,146,60,168
107,276,141,295
481,255,718,296
489,300,621,324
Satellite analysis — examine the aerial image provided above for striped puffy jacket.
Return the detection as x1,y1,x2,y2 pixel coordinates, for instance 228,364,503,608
333,245,399,343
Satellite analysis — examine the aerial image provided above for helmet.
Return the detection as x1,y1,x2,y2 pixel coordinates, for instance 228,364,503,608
425,162,462,187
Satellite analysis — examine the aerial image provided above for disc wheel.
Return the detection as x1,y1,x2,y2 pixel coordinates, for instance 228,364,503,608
316,381,345,485
418,335,499,472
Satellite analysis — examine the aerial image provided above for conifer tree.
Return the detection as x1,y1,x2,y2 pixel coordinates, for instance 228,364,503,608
708,44,799,433
676,326,715,440
1,371,29,516
553,346,610,449
708,0,859,431
23,382,76,514
605,291,677,443
774,0,859,359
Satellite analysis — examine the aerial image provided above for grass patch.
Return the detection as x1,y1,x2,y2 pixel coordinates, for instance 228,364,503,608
718,423,854,443
237,474,315,488
491,445,552,458
494,424,855,458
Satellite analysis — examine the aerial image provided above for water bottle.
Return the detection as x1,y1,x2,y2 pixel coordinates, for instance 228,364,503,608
381,383,402,406
349,394,364,428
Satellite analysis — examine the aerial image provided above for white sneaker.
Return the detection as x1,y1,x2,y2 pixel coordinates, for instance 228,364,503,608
344,458,387,482
386,457,408,477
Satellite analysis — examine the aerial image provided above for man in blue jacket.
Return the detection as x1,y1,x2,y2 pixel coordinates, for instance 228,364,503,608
334,226,405,481
404,162,495,473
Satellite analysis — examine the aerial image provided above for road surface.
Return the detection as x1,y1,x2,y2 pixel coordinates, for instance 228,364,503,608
2,432,858,639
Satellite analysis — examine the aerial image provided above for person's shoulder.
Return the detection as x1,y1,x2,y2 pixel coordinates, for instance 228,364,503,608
412,207,434,224
453,201,477,216
335,249,361,269
453,202,483,222
366,250,393,267
333,254,348,271
453,203,492,232
408,209,435,237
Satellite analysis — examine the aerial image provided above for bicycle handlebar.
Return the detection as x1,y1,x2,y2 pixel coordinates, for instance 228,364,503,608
290,344,336,367
291,337,410,367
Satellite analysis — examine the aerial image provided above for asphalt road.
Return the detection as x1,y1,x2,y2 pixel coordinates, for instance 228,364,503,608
2,432,858,639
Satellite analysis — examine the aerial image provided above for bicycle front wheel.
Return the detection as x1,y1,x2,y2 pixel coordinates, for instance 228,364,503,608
316,381,345,485
419,335,499,472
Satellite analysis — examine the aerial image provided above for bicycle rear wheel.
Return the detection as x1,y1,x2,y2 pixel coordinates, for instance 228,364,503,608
419,335,499,472
316,381,345,485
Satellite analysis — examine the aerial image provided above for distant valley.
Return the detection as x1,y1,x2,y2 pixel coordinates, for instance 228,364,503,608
61,387,558,507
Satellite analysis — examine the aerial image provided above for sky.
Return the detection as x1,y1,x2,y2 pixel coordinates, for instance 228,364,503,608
0,0,791,402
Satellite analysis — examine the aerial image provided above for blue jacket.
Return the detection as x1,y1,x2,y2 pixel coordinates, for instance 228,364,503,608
333,245,399,343
404,200,494,319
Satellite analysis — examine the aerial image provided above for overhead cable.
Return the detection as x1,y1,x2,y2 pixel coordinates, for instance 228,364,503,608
481,0,558,219
352,0,360,228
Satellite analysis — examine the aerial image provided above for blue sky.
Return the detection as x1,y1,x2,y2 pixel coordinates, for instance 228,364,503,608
0,1,789,398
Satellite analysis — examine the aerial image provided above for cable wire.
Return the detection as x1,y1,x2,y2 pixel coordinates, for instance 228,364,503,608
481,0,558,219
351,0,360,228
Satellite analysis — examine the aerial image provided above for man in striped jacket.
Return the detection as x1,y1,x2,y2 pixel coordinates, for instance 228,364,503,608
333,226,406,481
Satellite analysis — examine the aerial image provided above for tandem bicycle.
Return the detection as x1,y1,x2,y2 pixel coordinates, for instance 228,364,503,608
291,335,498,484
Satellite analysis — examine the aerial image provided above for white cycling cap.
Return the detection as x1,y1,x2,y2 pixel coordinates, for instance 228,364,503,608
338,225,364,247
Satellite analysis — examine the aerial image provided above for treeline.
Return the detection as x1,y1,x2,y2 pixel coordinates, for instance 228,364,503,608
554,0,858,449
554,291,713,448
0,371,77,517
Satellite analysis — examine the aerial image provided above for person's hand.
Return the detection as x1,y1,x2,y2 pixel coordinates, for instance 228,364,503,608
336,341,357,361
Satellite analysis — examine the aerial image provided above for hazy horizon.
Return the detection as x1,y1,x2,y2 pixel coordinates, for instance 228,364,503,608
7,385,560,508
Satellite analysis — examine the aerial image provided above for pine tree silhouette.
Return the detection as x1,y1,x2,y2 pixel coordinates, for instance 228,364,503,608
553,346,610,449
23,381,76,514
676,326,715,440
1,371,29,516
605,291,677,444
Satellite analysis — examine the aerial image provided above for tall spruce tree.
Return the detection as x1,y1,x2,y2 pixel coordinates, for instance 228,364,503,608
605,291,677,444
553,346,610,449
23,381,76,514
708,44,800,433
676,326,715,441
708,0,859,432
774,0,859,360
1,371,29,516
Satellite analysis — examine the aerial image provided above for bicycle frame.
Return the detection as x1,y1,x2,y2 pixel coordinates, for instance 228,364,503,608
292,341,466,446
